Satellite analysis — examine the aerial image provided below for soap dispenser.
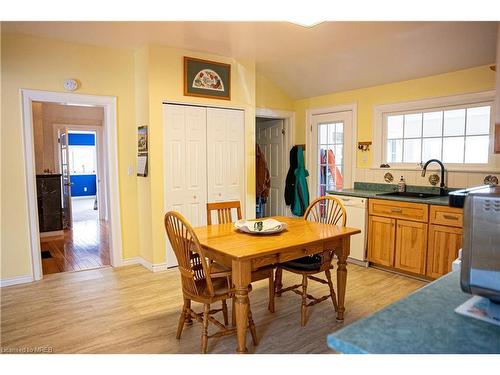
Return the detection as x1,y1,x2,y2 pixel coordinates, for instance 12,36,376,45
398,176,406,192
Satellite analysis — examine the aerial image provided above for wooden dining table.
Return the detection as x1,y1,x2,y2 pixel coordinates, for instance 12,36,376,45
193,215,361,353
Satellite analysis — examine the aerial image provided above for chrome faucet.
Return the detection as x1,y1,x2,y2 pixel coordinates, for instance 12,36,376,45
421,159,447,196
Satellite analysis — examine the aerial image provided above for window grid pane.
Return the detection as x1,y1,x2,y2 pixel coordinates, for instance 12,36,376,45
385,104,491,165
317,121,344,194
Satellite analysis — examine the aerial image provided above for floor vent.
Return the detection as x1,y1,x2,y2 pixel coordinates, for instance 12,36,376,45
41,250,52,259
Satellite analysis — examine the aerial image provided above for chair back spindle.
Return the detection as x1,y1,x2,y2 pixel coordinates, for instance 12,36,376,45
164,211,214,297
304,196,346,226
207,201,242,225
303,196,347,269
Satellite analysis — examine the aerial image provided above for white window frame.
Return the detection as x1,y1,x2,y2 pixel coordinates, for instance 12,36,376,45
69,144,97,175
372,90,499,172
306,103,357,200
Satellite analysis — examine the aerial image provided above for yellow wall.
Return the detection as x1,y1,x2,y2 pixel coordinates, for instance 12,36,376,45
256,73,294,111
294,65,496,167
141,45,256,264
1,33,140,278
1,33,259,278
1,30,293,278
3,31,495,280
134,45,154,264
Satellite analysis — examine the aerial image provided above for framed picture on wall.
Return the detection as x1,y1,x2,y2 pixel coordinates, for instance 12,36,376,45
184,56,231,100
137,125,148,177
137,125,148,152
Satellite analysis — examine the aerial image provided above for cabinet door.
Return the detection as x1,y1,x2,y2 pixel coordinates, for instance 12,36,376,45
427,224,462,278
207,108,245,204
368,215,395,266
394,219,428,275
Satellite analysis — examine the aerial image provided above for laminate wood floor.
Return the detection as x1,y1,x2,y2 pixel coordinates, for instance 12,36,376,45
40,219,110,275
0,264,425,354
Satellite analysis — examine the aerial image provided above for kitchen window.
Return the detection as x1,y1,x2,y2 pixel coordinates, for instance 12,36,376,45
376,93,496,169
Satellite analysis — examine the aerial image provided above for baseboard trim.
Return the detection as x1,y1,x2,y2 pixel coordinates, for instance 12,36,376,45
151,262,168,272
40,230,64,238
347,257,369,267
121,257,143,266
71,195,96,200
1,274,34,287
121,257,168,272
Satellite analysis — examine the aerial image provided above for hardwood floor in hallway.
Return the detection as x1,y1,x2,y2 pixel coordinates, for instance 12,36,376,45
0,264,426,354
40,220,110,274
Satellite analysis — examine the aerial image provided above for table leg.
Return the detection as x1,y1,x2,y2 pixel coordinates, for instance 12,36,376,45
232,259,252,353
336,236,350,322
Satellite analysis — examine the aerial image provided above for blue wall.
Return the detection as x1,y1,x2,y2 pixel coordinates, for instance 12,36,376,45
69,133,97,197
69,133,95,146
71,175,97,196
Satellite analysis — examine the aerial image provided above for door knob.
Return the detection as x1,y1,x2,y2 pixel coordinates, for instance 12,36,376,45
193,195,197,199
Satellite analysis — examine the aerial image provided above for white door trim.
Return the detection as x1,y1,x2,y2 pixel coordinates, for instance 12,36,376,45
305,103,358,200
20,89,123,281
256,108,295,216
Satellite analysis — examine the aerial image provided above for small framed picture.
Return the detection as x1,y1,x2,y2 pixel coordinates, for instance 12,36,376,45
184,56,231,100
137,126,148,152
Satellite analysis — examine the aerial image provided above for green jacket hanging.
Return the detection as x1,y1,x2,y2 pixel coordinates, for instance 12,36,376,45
292,146,310,216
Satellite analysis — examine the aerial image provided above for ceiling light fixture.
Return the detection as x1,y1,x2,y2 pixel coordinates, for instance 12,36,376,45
289,20,325,28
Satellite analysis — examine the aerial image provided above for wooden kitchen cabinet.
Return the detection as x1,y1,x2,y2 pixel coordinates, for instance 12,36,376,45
368,215,395,266
368,199,427,274
369,199,428,222
368,199,464,278
395,219,428,275
426,205,463,279
426,224,462,278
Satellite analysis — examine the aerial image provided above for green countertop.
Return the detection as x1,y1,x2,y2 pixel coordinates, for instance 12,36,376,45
327,182,453,206
327,271,500,353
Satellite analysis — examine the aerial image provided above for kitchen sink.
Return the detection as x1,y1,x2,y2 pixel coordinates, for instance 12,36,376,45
376,191,444,199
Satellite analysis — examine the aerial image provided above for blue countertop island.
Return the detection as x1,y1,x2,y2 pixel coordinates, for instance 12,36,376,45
327,271,500,353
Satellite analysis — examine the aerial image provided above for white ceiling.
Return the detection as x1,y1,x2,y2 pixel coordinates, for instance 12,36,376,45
3,21,498,99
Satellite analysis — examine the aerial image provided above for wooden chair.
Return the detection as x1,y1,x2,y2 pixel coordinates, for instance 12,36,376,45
164,211,258,353
275,196,346,326
206,201,276,317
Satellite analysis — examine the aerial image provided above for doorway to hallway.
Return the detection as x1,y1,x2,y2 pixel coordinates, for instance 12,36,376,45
31,102,111,275
256,117,285,218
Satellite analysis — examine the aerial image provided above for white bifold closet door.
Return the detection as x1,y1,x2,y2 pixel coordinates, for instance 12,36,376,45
163,104,244,267
206,107,245,203
164,104,208,266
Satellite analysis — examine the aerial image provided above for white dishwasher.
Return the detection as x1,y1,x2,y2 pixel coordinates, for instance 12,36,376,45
329,194,368,266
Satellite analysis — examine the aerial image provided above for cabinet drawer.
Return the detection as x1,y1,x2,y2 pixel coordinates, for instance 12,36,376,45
278,243,324,263
429,205,463,227
252,254,278,269
369,199,428,222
